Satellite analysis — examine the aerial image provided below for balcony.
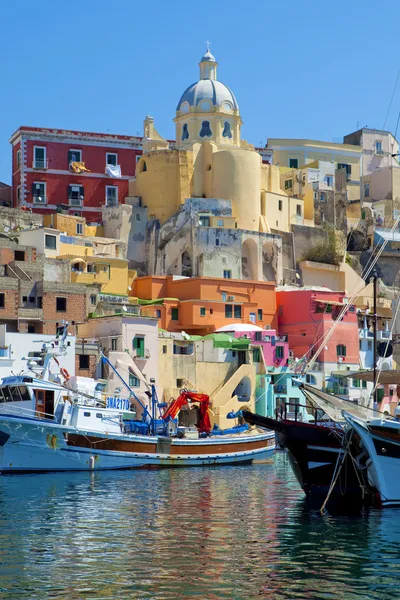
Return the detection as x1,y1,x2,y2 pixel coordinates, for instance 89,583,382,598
71,271,110,285
18,307,44,320
106,199,118,208
68,196,83,207
32,196,47,205
32,159,48,169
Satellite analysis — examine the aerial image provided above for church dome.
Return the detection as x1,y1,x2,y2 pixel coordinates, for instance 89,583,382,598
176,79,239,112
176,47,239,112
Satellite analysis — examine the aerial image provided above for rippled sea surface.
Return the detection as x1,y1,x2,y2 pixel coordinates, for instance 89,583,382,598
0,453,400,599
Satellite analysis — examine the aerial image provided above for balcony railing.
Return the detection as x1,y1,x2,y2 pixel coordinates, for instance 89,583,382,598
68,197,83,207
32,159,48,169
106,199,118,207
132,348,150,360
32,196,47,204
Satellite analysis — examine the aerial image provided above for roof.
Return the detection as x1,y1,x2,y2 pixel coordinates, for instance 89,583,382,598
200,49,216,62
177,79,239,111
342,370,400,384
203,333,250,350
277,285,337,292
375,228,400,242
216,323,264,333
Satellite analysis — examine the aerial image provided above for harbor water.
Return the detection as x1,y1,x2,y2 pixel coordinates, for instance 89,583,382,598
0,452,399,599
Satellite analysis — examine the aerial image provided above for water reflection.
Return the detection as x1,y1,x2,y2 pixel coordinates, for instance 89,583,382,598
0,454,399,599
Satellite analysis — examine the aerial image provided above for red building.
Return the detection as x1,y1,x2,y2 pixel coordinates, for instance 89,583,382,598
10,126,143,222
276,288,360,368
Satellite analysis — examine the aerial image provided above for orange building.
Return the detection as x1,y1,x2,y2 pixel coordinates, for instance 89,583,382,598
132,276,277,335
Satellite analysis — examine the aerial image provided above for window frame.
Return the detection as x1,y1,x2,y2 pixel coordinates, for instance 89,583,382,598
223,269,232,279
56,297,67,312
225,304,233,318
276,345,284,359
336,344,347,357
289,158,298,169
234,305,242,319
200,307,206,317
68,149,82,163
33,146,46,169
79,354,90,370
129,374,140,387
285,179,293,190
296,204,302,216
32,182,46,203
171,307,179,321
0,293,4,309
76,223,83,235
105,185,118,206
45,234,57,250
106,152,118,166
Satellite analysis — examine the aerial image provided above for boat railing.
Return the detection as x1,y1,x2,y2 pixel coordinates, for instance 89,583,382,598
0,403,56,422
276,401,333,426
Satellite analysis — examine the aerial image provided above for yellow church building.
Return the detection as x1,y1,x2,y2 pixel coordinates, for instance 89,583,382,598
126,47,314,284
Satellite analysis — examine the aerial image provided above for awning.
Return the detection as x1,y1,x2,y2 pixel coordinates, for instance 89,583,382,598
343,370,400,384
314,298,345,306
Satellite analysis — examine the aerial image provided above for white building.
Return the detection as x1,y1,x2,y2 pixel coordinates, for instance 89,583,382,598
344,128,399,177
0,325,76,378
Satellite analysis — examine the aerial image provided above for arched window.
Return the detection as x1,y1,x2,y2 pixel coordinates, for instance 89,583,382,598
181,124,189,141
222,121,232,138
199,121,212,138
140,161,147,173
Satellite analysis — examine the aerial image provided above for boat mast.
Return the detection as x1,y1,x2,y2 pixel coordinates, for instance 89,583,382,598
373,270,378,410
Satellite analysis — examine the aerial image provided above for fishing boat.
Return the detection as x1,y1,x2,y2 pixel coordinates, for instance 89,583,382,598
0,325,274,473
243,384,370,503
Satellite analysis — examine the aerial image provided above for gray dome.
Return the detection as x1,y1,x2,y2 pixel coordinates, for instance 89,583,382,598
200,49,216,62
176,79,239,111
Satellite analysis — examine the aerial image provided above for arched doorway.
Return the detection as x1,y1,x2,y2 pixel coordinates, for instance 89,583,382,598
242,239,258,280
232,376,252,403
181,251,192,277
262,242,275,281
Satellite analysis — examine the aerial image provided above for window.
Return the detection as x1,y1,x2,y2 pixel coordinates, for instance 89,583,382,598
90,294,97,306
106,186,118,206
129,374,140,387
364,183,370,197
216,239,220,246
336,344,346,357
162,345,167,354
276,346,284,359
87,264,94,273
326,176,333,187
0,293,4,309
221,293,227,302
337,163,351,180
199,215,210,227
79,355,90,369
17,186,21,203
177,378,185,388
348,306,355,312
199,121,212,137
16,149,21,168
223,270,232,279
56,297,67,312
83,412,91,417
34,147,46,169
181,124,189,141
234,305,242,318
28,325,35,333
217,219,224,227
136,213,141,222
296,204,302,216
320,192,325,202
69,185,84,205
254,332,262,341
367,340,373,351
225,304,233,318
76,223,83,235
250,313,256,324
171,307,179,321
29,296,34,303
289,158,298,169
353,378,361,388
222,121,232,138
96,413,103,418
253,348,261,362
106,153,117,166
37,297,42,309
200,307,206,316
278,200,283,211
45,234,57,250
156,309,161,318
14,250,24,261
32,182,46,203
111,338,117,351
362,380,367,389
68,149,82,163
375,141,383,154
257,309,262,321
285,179,293,190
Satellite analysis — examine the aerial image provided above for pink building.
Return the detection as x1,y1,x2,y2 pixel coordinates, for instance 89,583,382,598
216,324,290,367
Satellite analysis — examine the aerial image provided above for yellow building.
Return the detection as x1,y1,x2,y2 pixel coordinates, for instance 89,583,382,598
68,255,135,295
43,213,104,238
129,48,306,235
269,138,362,204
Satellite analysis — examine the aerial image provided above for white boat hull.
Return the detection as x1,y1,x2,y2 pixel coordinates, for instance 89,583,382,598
0,415,275,473
345,414,400,508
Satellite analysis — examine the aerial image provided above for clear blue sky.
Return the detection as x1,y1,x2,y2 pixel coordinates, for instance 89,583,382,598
1,0,400,184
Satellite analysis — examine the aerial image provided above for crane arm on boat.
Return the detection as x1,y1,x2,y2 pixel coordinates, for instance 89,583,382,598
162,390,212,433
